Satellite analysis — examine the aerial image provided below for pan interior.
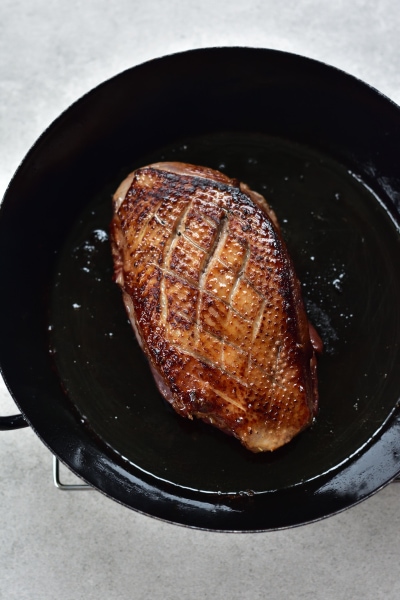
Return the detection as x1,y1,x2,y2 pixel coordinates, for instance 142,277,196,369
49,131,400,495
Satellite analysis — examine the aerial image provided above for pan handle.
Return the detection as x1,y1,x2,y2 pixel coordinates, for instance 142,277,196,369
0,414,28,430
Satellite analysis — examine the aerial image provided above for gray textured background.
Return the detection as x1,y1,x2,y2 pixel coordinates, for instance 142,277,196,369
0,1,399,598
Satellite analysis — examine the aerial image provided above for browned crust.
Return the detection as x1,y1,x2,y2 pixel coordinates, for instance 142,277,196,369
110,162,321,452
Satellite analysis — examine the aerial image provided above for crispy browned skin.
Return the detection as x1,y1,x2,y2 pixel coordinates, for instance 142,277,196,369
110,162,322,452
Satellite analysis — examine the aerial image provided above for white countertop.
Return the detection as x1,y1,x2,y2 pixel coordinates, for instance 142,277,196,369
1,1,399,598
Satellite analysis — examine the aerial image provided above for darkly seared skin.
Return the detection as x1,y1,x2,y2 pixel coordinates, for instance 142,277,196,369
110,162,322,452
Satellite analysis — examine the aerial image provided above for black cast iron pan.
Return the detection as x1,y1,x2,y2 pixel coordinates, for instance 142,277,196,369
0,47,399,531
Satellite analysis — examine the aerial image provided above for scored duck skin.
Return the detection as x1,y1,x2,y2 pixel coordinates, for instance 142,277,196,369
110,162,322,452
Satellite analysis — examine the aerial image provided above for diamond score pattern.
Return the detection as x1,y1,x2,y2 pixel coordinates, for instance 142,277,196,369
142,188,284,392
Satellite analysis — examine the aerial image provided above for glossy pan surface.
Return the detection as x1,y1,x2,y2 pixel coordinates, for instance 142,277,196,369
0,47,399,531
